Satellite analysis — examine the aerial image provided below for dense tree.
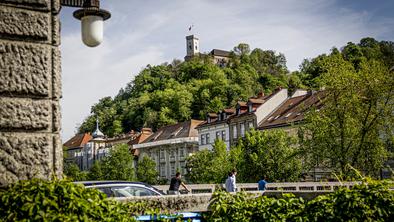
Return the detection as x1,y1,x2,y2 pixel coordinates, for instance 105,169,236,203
299,38,394,88
299,55,394,178
89,144,135,181
136,156,159,184
63,162,87,181
236,129,302,182
186,140,241,184
77,43,292,136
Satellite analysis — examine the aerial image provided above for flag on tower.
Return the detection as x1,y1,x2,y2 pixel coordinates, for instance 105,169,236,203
188,24,194,31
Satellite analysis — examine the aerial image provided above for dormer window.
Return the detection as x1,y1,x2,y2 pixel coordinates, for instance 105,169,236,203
222,113,227,120
207,117,211,123
218,113,222,121
236,103,241,115
248,103,253,113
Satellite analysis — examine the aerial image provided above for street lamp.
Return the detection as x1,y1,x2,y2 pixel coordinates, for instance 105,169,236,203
61,0,111,47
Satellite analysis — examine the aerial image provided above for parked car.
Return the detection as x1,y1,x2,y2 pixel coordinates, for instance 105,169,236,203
136,212,203,221
75,181,165,198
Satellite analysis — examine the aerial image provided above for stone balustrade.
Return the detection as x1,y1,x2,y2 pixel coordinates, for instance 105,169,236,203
153,181,364,194
119,181,394,213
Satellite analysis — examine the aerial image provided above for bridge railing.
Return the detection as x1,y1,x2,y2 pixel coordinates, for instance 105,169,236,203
153,181,374,194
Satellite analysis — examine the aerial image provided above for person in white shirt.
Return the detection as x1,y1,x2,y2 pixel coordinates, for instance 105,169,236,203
225,169,237,192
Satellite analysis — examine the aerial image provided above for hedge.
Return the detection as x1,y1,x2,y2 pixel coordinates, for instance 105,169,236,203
1,179,394,221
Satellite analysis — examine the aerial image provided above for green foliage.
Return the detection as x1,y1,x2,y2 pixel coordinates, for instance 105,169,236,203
136,156,159,185
64,162,88,181
0,178,131,222
186,140,241,184
236,129,302,182
300,56,394,178
208,181,394,221
299,38,394,88
88,144,135,181
78,43,291,136
88,161,104,180
2,178,394,221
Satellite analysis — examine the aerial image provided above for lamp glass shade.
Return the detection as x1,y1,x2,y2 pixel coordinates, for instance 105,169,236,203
81,15,104,47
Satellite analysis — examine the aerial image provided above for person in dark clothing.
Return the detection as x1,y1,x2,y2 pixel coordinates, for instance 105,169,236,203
258,176,268,191
168,172,190,195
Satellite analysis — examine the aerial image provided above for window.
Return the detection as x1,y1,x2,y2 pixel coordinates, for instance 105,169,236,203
206,133,210,144
170,162,176,176
240,123,245,137
180,161,186,174
248,121,254,129
222,130,226,141
170,150,175,159
216,131,221,140
160,150,165,160
179,148,184,157
160,163,166,177
233,125,237,139
201,134,205,145
110,186,157,197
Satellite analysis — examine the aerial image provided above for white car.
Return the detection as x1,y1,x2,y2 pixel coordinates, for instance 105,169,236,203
76,181,164,198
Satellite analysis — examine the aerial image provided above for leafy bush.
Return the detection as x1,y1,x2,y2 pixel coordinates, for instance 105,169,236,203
208,181,394,221
0,178,132,221
2,178,394,221
304,181,394,221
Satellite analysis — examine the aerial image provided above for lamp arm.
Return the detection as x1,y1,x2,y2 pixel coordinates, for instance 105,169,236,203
60,0,100,8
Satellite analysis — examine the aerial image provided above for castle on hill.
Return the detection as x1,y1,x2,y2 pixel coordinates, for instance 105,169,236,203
184,34,231,67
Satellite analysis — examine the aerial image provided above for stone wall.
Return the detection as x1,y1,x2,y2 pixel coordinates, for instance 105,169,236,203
120,191,331,213
0,0,62,186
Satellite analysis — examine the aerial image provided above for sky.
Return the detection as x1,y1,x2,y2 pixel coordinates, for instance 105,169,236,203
60,0,394,141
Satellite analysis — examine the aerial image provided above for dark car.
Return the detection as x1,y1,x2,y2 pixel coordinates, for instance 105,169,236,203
75,181,165,198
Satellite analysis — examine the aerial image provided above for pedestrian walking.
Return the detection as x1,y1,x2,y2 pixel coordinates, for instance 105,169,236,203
258,176,268,191
225,169,237,192
168,172,190,195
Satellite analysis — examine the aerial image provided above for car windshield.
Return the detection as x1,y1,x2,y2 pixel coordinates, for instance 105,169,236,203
110,186,158,197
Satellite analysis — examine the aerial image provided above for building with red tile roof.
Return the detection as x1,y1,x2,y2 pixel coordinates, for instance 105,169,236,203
133,120,203,181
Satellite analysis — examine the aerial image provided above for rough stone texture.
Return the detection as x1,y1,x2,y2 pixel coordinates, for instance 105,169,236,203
52,134,63,178
120,191,332,213
0,40,51,97
0,97,51,131
0,0,50,11
0,0,62,186
52,101,61,132
52,47,61,98
0,6,50,41
52,15,60,46
51,0,60,14
0,133,53,186
120,194,212,213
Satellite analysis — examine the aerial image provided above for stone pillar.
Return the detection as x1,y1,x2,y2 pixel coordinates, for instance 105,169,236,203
0,0,62,186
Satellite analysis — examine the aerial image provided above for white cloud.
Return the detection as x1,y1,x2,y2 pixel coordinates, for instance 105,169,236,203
60,0,393,141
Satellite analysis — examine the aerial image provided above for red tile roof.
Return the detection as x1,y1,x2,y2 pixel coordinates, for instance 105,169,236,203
142,120,204,143
128,128,153,145
258,91,326,129
63,133,92,150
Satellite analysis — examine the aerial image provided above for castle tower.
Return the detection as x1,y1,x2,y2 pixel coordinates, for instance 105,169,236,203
185,35,199,61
